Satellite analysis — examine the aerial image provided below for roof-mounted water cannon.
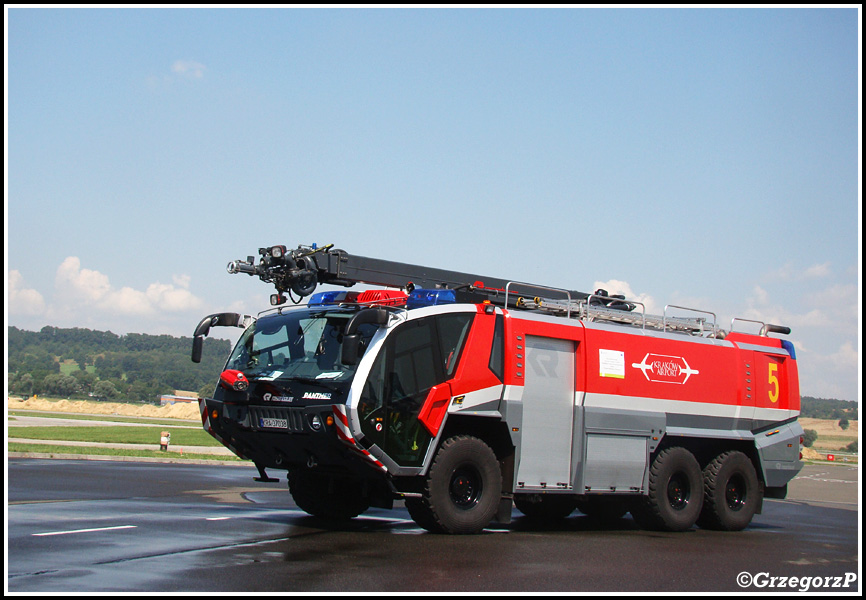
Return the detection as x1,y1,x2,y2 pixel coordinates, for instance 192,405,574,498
227,243,335,302
224,241,592,308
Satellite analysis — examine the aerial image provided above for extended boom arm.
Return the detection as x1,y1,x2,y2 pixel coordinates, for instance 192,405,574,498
227,243,591,306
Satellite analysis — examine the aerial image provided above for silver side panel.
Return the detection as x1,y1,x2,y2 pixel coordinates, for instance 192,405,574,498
515,336,575,489
755,420,804,487
582,433,647,493
578,406,665,493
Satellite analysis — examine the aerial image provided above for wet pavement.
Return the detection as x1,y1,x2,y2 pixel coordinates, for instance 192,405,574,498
7,459,860,593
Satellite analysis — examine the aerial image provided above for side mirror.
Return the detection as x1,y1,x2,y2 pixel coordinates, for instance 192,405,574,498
192,336,205,364
191,313,255,363
340,308,389,366
341,334,361,366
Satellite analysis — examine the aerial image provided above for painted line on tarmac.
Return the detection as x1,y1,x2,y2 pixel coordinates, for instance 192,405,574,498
33,525,137,537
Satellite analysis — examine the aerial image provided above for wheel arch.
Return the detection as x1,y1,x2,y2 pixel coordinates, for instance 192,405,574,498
655,435,764,484
438,414,515,493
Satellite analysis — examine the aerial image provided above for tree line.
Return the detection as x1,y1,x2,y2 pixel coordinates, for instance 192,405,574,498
8,325,861,416
800,396,858,420
7,325,231,404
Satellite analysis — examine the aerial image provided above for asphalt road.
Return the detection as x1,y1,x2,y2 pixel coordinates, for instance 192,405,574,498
6,459,859,593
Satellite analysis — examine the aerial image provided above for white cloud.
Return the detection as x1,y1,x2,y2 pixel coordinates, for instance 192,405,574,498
53,256,203,317
55,256,112,303
744,282,856,333
771,261,832,281
802,262,832,279
592,279,660,315
797,340,860,400
171,59,206,79
146,282,203,312
751,285,770,306
172,274,191,288
8,270,46,316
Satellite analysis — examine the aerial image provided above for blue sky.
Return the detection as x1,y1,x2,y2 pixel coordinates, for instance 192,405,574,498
6,7,860,401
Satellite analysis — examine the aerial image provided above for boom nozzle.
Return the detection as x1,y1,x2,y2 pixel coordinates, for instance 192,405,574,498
227,244,330,300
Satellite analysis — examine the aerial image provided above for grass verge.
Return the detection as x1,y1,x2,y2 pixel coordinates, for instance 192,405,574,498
8,425,221,446
9,410,199,427
8,442,243,461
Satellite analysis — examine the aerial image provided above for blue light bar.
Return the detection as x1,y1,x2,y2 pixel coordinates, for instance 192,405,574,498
781,339,797,360
407,288,457,309
308,291,359,306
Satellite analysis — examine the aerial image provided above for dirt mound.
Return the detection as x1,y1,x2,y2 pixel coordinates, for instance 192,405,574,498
801,446,823,460
7,396,200,420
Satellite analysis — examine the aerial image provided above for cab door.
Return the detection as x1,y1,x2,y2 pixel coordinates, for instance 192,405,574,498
357,313,474,467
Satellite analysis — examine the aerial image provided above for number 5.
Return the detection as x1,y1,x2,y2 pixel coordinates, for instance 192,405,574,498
768,363,779,403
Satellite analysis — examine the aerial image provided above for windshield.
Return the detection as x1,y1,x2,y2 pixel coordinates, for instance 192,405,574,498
226,307,378,383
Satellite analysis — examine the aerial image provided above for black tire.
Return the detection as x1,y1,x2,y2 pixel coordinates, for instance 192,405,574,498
288,469,371,520
631,446,703,532
405,497,446,534
575,497,629,523
409,435,502,534
514,494,579,522
697,451,761,531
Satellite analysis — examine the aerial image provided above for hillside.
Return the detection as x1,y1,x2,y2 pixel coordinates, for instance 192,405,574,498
8,325,232,404
800,396,859,420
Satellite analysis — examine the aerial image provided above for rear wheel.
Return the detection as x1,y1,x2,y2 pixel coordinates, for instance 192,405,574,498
288,469,371,520
631,446,703,531
408,435,502,534
697,451,761,531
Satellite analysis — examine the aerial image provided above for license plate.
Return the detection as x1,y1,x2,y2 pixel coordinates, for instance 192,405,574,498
260,418,288,429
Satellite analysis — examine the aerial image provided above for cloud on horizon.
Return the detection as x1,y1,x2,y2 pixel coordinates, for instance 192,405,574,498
8,257,205,332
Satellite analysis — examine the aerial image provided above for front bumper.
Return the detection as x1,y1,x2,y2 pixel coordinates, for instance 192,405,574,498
199,397,364,472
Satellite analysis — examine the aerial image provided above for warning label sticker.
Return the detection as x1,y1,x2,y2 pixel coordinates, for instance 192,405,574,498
599,349,625,379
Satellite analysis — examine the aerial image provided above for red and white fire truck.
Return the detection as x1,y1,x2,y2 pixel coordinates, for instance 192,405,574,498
192,243,802,534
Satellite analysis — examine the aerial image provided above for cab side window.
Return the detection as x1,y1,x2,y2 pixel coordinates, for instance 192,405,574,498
358,312,474,467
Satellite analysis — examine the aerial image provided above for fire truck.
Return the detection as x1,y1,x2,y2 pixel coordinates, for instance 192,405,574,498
192,243,803,534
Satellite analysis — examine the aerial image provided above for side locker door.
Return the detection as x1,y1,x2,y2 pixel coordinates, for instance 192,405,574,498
515,336,576,489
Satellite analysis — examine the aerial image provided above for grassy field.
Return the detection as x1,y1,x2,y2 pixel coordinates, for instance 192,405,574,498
9,410,198,428
7,396,230,461
7,424,220,446
7,442,242,462
800,417,858,453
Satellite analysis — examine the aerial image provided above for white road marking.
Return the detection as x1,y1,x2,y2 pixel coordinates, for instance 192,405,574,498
33,525,137,537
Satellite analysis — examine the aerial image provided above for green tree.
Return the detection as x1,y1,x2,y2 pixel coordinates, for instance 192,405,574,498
42,373,81,397
838,417,850,430
13,373,34,397
72,370,97,394
93,380,119,400
198,381,216,399
802,429,818,448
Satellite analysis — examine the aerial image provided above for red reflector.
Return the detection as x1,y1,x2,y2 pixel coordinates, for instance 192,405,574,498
219,369,249,391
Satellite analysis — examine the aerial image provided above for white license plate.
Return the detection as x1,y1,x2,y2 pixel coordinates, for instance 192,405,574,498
260,418,288,429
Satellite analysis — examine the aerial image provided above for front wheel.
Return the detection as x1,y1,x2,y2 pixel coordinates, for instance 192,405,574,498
288,469,371,520
408,435,502,534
